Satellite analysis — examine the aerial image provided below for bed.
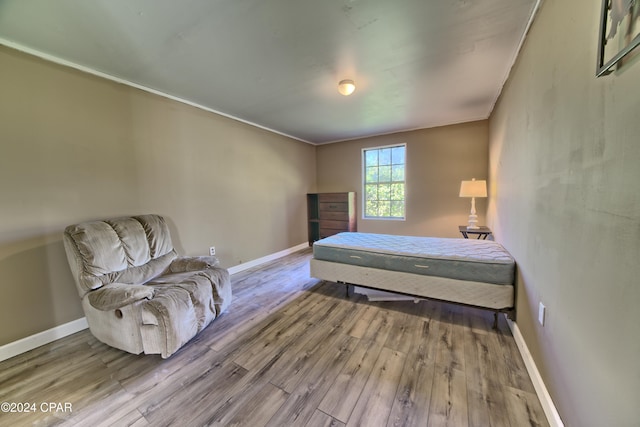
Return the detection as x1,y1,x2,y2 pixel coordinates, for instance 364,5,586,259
309,232,515,327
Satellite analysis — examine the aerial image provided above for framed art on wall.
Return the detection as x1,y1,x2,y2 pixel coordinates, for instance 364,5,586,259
596,0,640,76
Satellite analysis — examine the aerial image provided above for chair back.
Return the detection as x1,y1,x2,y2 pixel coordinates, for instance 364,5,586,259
63,214,177,297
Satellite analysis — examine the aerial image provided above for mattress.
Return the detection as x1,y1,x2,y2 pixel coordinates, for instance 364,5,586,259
312,232,515,286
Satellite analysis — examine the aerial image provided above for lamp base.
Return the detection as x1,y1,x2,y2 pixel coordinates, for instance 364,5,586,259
467,213,479,229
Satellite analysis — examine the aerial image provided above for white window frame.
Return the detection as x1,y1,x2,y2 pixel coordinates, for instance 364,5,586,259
361,143,406,221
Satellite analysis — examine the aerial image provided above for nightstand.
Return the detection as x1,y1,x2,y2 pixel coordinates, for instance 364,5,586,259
459,225,492,240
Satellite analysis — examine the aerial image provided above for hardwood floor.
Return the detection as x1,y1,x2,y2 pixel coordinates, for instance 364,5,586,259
0,249,548,427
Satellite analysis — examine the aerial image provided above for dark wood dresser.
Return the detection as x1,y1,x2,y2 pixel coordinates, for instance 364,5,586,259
307,192,356,246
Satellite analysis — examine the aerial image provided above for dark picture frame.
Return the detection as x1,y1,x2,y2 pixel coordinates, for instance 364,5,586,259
596,0,640,76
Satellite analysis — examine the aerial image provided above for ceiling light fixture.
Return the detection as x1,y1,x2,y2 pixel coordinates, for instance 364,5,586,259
338,79,356,96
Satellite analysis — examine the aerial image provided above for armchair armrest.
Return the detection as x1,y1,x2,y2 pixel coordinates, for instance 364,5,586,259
87,283,154,311
168,256,220,273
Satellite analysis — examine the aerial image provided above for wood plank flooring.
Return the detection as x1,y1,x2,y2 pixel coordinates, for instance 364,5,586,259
0,248,549,427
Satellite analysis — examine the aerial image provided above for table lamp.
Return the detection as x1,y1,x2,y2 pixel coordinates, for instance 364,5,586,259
459,178,487,229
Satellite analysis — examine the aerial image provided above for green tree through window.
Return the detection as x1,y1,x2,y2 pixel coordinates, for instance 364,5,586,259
363,144,406,219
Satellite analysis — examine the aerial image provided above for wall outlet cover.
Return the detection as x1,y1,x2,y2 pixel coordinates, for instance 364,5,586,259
209,246,216,256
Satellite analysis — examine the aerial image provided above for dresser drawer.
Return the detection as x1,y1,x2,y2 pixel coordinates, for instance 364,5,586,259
319,228,347,239
319,230,335,239
318,193,349,203
319,210,349,221
319,220,349,231
319,202,348,212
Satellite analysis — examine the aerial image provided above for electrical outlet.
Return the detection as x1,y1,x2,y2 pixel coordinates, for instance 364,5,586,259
209,246,216,256
538,302,546,326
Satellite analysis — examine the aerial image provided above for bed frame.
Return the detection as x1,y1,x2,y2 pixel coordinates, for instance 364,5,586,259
310,258,515,329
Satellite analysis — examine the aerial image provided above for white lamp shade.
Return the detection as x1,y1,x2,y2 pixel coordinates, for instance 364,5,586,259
338,79,356,96
459,179,487,198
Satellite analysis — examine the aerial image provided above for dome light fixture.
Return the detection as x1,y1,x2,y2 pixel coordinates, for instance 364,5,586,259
338,79,356,96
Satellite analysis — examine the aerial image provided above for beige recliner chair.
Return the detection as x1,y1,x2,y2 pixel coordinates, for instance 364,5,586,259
63,214,231,358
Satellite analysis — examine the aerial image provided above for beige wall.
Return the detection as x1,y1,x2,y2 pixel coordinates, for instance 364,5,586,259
317,121,489,238
0,46,316,346
488,1,640,426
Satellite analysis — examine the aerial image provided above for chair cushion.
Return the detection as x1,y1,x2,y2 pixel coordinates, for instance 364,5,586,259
169,256,220,273
147,271,218,331
64,214,177,295
69,220,136,276
141,286,199,356
133,214,174,259
87,283,154,311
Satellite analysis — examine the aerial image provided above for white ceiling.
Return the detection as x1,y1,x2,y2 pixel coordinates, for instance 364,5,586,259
0,0,538,144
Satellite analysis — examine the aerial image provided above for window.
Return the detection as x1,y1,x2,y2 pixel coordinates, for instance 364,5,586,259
363,144,406,219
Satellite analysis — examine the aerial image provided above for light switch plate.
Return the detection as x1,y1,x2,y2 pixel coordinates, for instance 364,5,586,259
538,302,546,326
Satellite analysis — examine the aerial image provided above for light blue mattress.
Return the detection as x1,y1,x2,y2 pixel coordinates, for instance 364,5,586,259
312,232,515,286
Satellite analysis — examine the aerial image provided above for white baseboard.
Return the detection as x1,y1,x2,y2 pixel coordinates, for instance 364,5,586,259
227,242,308,275
506,316,564,427
0,317,88,362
